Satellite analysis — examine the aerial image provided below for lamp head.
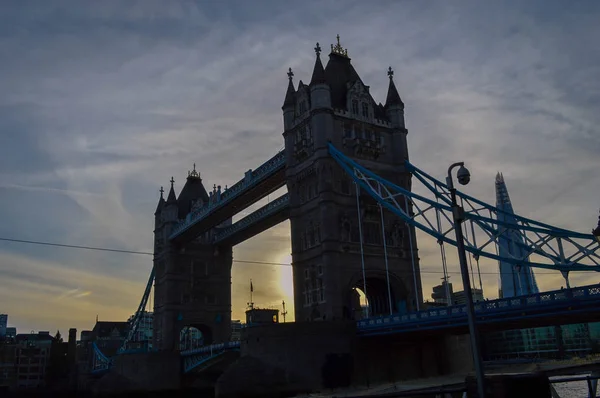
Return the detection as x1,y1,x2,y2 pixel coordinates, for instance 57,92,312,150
456,165,471,186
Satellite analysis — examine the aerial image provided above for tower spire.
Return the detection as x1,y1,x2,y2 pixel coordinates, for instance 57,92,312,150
385,66,403,108
310,42,326,86
282,67,296,109
155,186,166,215
166,177,177,203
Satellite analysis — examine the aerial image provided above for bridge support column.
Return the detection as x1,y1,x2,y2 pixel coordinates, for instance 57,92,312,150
588,371,599,398
154,242,233,352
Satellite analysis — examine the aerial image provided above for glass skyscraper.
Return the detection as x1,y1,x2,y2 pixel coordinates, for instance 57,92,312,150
495,173,539,298
484,174,600,360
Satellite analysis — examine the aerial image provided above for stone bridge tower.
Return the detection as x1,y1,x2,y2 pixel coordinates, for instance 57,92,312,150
153,169,233,351
283,37,423,322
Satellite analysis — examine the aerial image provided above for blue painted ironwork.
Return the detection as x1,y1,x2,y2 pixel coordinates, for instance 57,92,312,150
118,266,155,353
91,342,112,374
357,283,600,335
181,341,241,373
170,150,286,240
328,143,600,272
213,194,289,243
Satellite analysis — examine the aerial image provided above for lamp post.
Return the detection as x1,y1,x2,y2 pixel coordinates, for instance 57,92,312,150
593,209,600,244
447,162,486,398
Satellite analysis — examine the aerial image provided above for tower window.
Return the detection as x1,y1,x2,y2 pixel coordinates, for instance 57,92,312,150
343,124,353,138
362,102,369,118
364,222,382,245
318,278,325,302
352,99,359,114
299,100,307,114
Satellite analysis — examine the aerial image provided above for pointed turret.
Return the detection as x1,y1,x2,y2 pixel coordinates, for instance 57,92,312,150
385,67,404,108
166,177,177,204
310,42,331,112
162,177,179,225
177,163,210,218
282,68,296,110
384,67,406,130
154,186,165,216
310,43,326,86
282,68,296,131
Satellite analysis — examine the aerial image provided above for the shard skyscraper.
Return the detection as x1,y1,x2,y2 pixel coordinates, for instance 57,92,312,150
495,173,539,298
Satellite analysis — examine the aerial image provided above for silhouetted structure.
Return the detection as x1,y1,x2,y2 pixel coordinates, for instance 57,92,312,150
496,173,539,297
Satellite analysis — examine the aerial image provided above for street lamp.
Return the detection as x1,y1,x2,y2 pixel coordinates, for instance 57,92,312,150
447,162,486,398
593,209,600,244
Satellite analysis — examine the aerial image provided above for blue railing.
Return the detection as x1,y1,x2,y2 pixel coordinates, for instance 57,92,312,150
170,151,285,240
358,283,600,334
181,341,241,373
180,341,241,357
214,194,289,243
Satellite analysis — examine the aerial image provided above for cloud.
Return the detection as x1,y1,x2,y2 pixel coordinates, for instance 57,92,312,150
0,0,599,334
0,251,145,332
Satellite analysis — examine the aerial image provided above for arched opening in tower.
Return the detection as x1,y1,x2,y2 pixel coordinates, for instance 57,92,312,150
344,276,408,320
179,324,213,350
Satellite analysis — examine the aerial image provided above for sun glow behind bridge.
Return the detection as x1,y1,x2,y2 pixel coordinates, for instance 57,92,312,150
278,253,295,321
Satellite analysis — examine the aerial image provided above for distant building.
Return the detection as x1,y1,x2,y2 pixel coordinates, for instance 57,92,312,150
14,332,54,389
429,282,483,306
127,312,153,349
5,328,16,340
246,308,279,325
75,330,94,390
495,173,538,298
230,320,242,342
91,321,128,357
0,315,7,338
0,341,17,392
79,331,92,342
431,281,454,305
451,288,484,306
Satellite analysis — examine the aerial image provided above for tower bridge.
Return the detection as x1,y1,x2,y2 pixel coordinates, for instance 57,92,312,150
151,35,421,352
90,37,600,395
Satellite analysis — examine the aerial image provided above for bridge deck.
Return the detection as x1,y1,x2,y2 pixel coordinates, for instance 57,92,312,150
358,283,600,337
214,193,289,246
170,151,286,244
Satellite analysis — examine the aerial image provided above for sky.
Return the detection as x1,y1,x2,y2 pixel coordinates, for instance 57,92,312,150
0,0,599,336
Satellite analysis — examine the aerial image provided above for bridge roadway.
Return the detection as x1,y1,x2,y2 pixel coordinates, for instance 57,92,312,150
175,283,600,374
214,193,289,246
358,282,600,338
169,151,286,244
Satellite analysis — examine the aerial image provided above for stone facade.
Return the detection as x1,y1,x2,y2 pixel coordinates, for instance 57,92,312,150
282,38,423,322
153,172,233,351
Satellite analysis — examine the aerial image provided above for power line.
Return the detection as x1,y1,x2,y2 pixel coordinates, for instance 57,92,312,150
0,237,153,255
0,236,564,275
